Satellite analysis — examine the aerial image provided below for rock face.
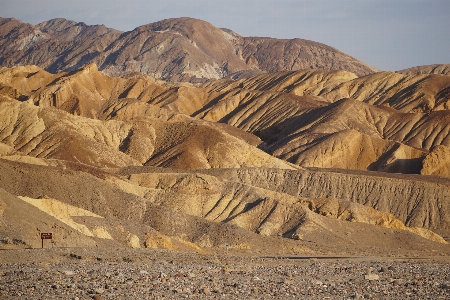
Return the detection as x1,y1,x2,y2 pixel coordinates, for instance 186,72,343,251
1,64,450,255
0,17,378,81
202,167,450,240
0,155,448,255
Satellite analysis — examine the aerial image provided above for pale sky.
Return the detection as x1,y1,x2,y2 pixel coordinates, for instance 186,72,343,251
1,0,449,71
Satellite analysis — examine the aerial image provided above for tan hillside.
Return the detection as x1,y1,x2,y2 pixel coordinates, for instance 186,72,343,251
0,97,294,170
201,69,450,113
120,168,445,244
3,64,450,176
420,145,450,177
0,65,58,98
0,159,310,254
0,188,101,249
1,64,450,256
201,167,450,239
202,69,450,113
1,158,448,255
397,64,450,76
320,72,450,113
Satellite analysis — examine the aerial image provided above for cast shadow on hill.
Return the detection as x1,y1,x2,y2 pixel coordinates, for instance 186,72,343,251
220,198,266,223
253,108,331,151
368,143,424,174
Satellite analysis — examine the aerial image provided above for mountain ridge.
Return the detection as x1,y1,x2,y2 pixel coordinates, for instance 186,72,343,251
0,16,378,81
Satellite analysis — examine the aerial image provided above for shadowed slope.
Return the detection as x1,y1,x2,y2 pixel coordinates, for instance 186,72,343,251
320,72,450,113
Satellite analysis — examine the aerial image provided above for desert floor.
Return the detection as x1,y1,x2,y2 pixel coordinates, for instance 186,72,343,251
1,248,449,299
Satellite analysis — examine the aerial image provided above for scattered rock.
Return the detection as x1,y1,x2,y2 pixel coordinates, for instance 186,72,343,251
0,251,449,299
62,270,75,276
392,279,405,285
364,274,379,281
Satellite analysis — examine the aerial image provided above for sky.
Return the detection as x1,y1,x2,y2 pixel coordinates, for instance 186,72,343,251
1,0,449,71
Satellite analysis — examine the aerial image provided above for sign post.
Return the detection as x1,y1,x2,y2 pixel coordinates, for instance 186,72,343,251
225,242,230,255
41,233,52,248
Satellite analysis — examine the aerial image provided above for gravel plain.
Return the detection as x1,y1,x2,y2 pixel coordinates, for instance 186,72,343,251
0,248,449,299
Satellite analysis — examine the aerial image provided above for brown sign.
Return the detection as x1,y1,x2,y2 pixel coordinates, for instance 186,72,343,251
41,233,52,239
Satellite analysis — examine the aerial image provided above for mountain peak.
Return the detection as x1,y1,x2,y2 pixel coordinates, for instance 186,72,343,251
0,16,378,81
37,18,78,32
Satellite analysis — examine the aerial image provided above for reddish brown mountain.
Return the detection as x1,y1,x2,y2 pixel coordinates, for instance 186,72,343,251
0,17,378,81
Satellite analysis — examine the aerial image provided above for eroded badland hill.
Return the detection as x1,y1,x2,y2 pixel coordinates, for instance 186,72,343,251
0,17,449,259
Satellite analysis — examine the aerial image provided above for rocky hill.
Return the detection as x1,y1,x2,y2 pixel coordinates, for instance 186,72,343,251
397,64,450,76
0,17,378,82
7,63,447,175
1,64,450,257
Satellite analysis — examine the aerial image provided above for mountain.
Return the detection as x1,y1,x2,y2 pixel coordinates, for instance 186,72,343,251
1,64,450,256
1,15,449,255
0,17,378,82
